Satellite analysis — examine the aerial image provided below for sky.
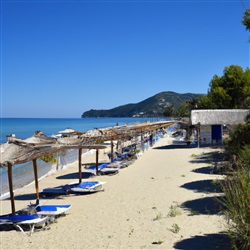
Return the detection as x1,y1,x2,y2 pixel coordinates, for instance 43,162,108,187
0,0,249,118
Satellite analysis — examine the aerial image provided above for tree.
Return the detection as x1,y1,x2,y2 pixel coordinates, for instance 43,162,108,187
176,98,200,117
204,65,250,109
163,105,175,117
196,95,217,109
242,9,250,31
176,102,191,117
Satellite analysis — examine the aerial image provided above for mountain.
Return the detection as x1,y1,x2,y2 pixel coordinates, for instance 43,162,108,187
81,91,202,118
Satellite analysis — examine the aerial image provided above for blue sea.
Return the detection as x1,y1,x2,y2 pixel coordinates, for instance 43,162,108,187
0,117,161,144
0,117,163,198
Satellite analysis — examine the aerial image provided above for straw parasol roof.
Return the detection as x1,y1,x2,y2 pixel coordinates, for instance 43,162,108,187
58,127,76,134
0,121,176,166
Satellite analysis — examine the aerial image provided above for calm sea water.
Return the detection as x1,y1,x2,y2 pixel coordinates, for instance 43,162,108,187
0,117,163,198
0,117,160,144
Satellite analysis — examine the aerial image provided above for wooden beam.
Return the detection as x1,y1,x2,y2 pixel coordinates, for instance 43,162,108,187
7,162,15,215
78,148,82,184
141,130,144,151
111,140,114,162
32,159,39,202
95,149,99,176
197,122,201,148
119,140,123,155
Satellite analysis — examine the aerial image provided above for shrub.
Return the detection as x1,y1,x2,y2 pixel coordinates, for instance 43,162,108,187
220,166,250,250
239,144,250,167
170,223,180,234
168,203,182,217
40,155,57,164
226,122,250,159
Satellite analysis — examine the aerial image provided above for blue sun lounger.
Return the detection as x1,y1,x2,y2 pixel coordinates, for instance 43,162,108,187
0,213,47,225
41,181,106,195
29,204,72,216
84,163,119,175
86,163,109,171
70,181,106,193
0,212,48,235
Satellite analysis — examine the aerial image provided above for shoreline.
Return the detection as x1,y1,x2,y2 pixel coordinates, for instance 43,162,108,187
0,135,230,249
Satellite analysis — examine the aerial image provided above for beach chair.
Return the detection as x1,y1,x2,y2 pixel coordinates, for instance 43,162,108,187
105,161,130,169
41,181,106,196
70,181,106,194
0,212,48,235
84,162,108,172
84,163,119,175
28,203,72,216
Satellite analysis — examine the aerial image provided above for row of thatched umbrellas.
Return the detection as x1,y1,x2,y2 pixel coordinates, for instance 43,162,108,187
0,121,175,215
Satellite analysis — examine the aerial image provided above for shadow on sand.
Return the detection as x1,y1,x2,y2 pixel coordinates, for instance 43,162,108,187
181,179,223,193
189,151,225,164
0,224,16,232
173,233,233,250
181,196,225,215
4,191,68,201
192,166,215,175
153,145,192,150
56,171,93,180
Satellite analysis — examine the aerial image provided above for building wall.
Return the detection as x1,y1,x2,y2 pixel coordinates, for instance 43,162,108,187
200,125,223,145
200,125,212,144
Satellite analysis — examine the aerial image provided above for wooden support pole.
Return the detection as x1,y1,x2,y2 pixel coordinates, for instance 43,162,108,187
78,148,82,184
7,162,15,215
197,122,201,148
96,149,99,176
141,130,144,151
32,159,40,202
111,140,114,162
151,131,154,146
119,140,123,155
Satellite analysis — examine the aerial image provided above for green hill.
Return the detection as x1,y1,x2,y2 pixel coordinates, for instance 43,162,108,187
81,91,202,118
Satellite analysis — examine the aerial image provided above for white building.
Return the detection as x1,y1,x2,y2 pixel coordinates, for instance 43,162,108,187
191,109,249,145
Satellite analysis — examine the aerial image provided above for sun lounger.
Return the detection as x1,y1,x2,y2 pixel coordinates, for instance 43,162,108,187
41,188,67,196
28,204,72,216
106,161,129,169
105,162,122,168
100,168,119,175
0,212,48,235
84,162,119,175
86,163,109,171
70,181,106,193
41,181,106,195
0,213,47,225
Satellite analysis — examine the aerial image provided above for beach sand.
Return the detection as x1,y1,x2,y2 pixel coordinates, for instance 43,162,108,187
0,135,232,249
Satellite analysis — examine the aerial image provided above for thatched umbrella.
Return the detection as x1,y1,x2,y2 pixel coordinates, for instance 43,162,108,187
58,127,76,134
0,140,61,215
81,128,134,163
80,129,108,174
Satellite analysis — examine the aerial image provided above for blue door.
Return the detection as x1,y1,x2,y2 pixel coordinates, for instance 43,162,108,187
212,125,222,144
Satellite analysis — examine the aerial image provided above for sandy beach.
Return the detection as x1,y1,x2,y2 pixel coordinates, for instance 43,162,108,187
0,135,232,250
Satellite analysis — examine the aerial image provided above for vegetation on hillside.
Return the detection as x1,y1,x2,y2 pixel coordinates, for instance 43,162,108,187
82,92,201,117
